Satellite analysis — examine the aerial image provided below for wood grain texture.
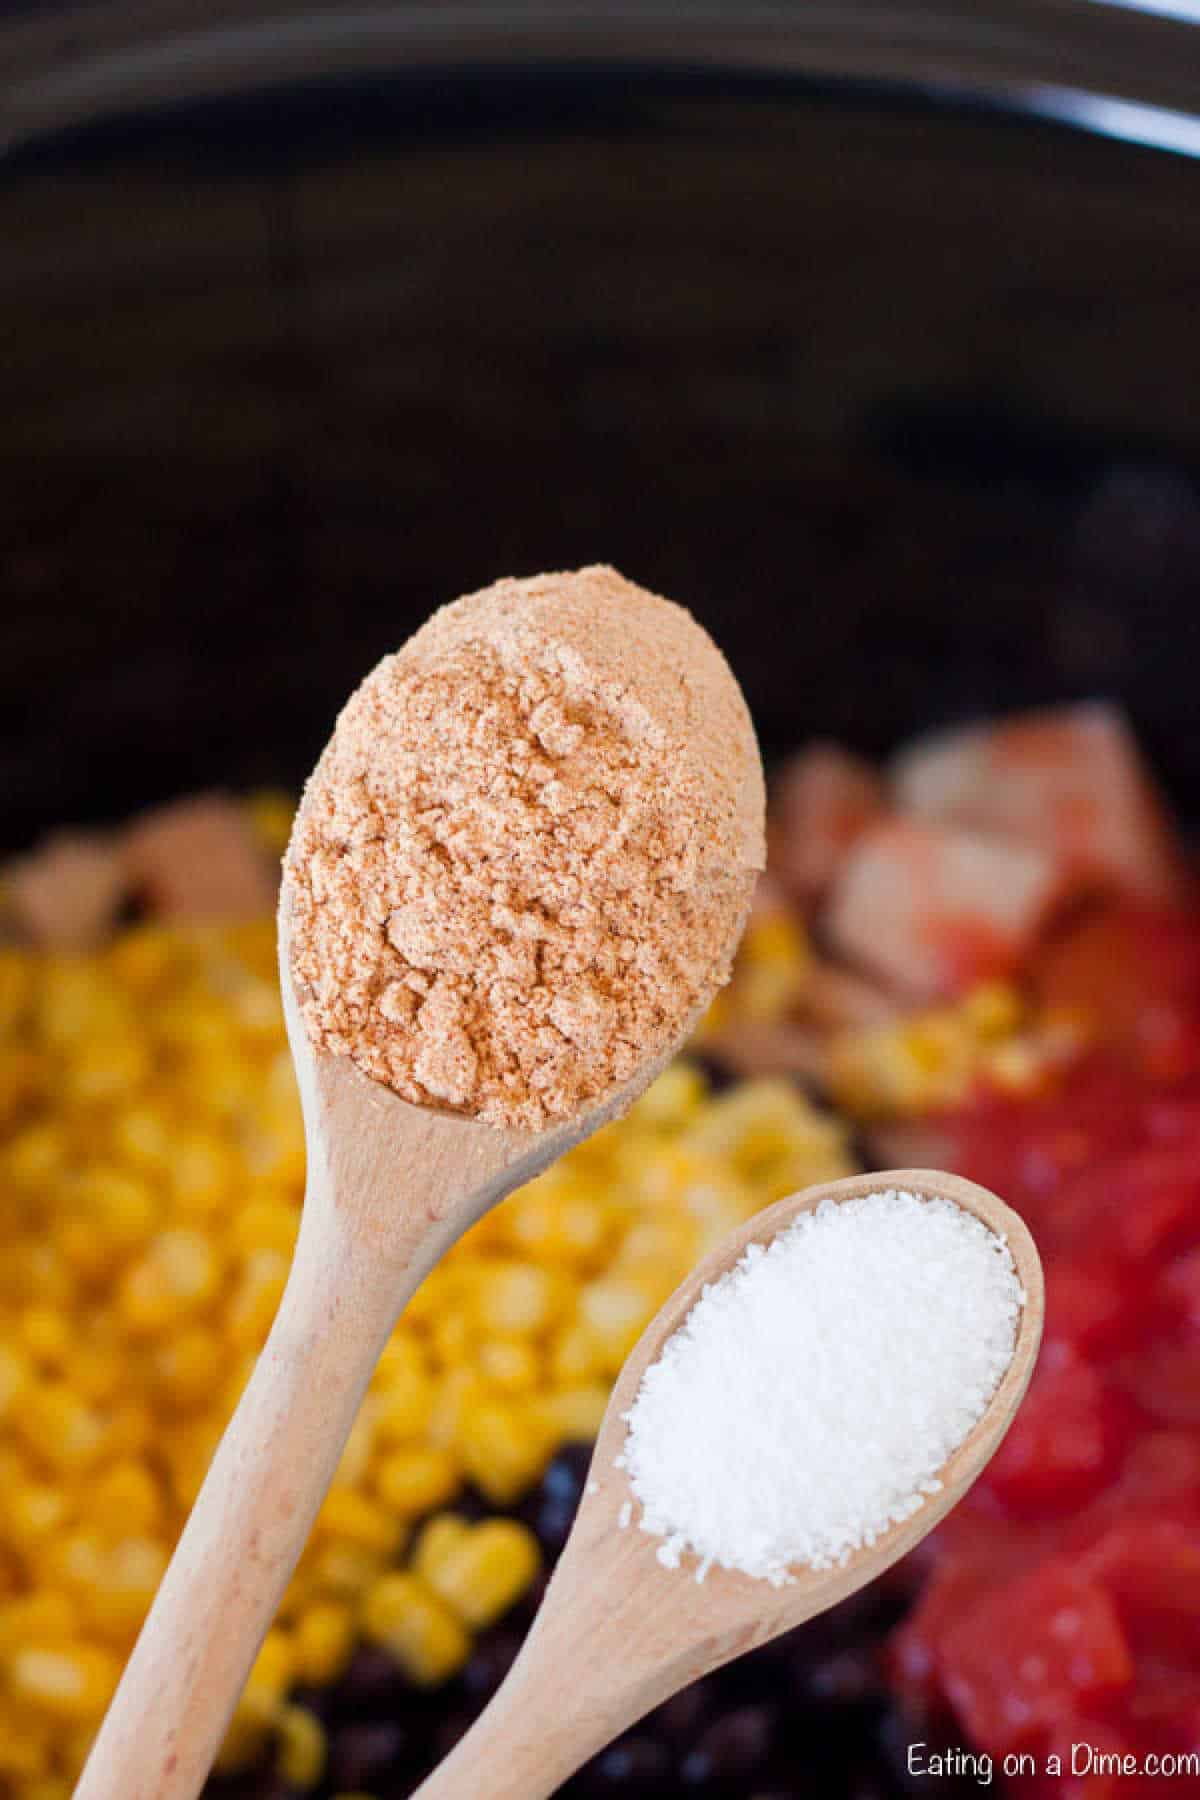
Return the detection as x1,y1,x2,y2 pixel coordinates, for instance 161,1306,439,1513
416,1167,1043,1800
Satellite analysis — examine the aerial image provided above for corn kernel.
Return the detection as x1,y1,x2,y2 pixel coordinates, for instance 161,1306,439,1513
360,1571,469,1686
11,1644,121,1723
0,1589,79,1655
477,1336,540,1393
306,1539,387,1601
316,1487,404,1558
168,1133,239,1222
24,1779,74,1800
411,1513,473,1586
0,1700,51,1776
291,1599,356,1686
374,1446,460,1518
503,1187,609,1267
456,1399,549,1504
13,1383,106,1473
87,1462,162,1538
421,1519,541,1629
111,1104,173,1171
72,1166,156,1253
373,1371,435,1444
536,1384,609,1446
63,1036,150,1105
0,1342,32,1419
964,980,1024,1039
473,1262,570,1336
82,1536,169,1642
426,1369,486,1449
3,1482,70,1552
374,1335,428,1389
547,1320,605,1385
232,1198,299,1259
152,1324,221,1409
628,1062,708,1130
276,1703,327,1787
429,1309,474,1366
578,1276,655,1370
19,1305,72,1371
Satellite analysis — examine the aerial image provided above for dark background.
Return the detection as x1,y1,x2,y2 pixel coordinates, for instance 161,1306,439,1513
4,61,1200,848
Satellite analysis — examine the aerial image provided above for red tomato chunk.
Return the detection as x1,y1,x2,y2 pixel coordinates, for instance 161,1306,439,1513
892,906,1200,1779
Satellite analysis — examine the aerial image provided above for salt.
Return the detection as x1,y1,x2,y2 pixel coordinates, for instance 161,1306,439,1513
620,1189,1022,1585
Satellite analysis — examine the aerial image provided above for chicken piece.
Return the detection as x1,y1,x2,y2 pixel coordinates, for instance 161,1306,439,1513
768,743,884,907
124,794,277,921
823,816,1076,998
891,702,1187,906
5,831,127,948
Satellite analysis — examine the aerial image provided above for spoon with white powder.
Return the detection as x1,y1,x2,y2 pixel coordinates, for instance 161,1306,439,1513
415,1167,1043,1800
79,567,765,1800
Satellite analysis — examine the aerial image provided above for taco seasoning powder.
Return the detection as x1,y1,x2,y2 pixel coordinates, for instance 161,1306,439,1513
282,566,764,1131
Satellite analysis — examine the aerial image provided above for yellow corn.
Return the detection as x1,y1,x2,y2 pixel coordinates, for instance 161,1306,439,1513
292,1599,356,1686
419,1519,541,1629
411,1513,473,1586
276,1703,327,1787
316,1487,404,1559
456,1398,549,1504
0,910,860,1800
10,1644,121,1723
87,1462,163,1538
360,1571,470,1686
374,1446,460,1518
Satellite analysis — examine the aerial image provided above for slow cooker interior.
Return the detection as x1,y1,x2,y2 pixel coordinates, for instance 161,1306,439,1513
3,70,1199,844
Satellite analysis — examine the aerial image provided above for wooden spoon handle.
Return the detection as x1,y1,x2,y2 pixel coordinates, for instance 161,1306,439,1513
413,1647,634,1800
77,1212,404,1800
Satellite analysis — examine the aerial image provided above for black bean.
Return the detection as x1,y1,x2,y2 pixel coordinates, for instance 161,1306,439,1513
797,1648,886,1708
541,1443,594,1507
579,1734,673,1793
651,1676,717,1744
681,1704,777,1787
461,1629,522,1701
337,1644,406,1714
328,1721,411,1790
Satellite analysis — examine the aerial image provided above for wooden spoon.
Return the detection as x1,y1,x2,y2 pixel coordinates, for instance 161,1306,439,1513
415,1167,1044,1800
76,902,735,1800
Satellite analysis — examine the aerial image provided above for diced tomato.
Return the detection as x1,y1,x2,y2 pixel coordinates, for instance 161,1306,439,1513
1161,1248,1200,1330
1102,1149,1200,1264
936,1563,1133,1756
1043,1260,1152,1359
1115,1344,1200,1428
1079,1517,1200,1655
1035,907,1200,1080
984,1362,1134,1517
889,1551,1002,1702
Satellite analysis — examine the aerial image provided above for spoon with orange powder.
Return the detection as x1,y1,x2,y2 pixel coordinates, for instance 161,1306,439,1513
78,566,765,1800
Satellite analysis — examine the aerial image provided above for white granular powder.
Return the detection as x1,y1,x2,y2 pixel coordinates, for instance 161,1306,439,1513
619,1190,1022,1585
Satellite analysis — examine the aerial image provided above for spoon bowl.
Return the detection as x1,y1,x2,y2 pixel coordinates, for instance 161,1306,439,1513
416,1166,1043,1800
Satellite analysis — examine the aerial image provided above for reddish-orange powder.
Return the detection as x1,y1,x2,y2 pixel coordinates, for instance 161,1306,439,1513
282,566,764,1129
